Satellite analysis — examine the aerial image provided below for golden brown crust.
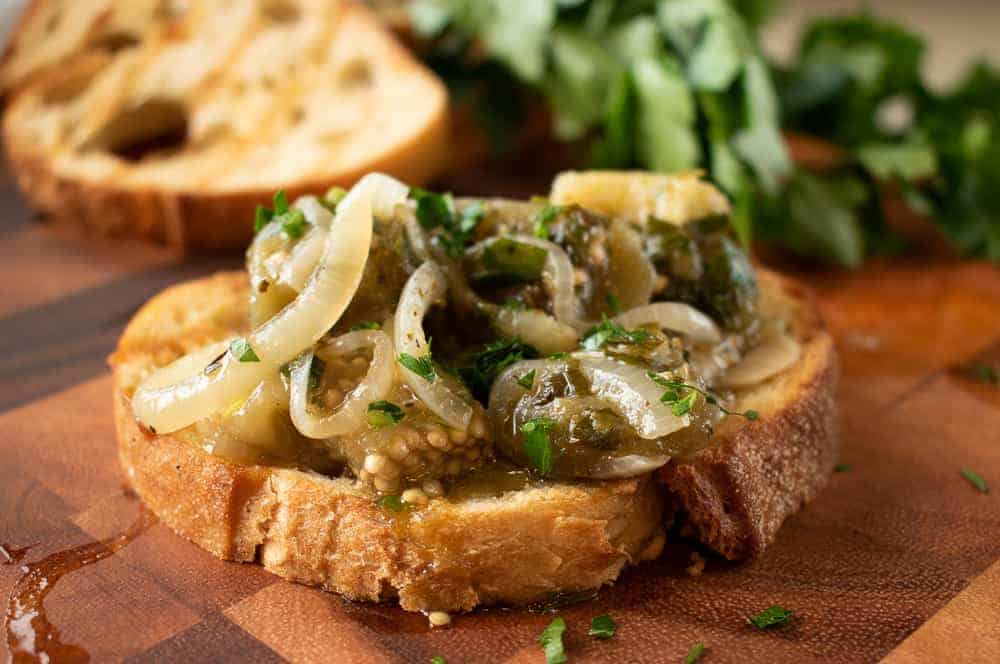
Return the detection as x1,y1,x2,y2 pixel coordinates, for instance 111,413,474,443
660,272,839,559
2,1,451,249
110,267,837,611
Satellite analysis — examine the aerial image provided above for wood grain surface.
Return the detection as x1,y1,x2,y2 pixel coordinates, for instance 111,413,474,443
1,171,999,663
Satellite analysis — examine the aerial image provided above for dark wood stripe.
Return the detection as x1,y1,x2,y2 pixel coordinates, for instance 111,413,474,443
0,172,32,236
124,614,285,664
0,256,240,412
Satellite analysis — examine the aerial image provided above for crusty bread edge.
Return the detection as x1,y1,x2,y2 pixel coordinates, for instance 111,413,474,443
661,273,839,559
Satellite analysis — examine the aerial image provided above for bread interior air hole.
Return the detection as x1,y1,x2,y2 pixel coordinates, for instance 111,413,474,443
261,0,301,23
83,98,189,162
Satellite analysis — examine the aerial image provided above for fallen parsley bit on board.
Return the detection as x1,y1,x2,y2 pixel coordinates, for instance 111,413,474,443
834,463,851,473
430,657,446,664
376,495,405,512
229,338,260,363
961,468,989,494
684,641,705,664
747,605,795,629
398,352,436,382
538,616,567,664
588,614,616,639
522,417,556,476
367,400,405,428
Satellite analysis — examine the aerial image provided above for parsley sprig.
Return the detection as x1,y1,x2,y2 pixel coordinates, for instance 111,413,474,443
254,189,308,238
747,605,795,629
398,351,436,382
522,417,556,476
411,187,484,258
647,372,759,420
581,317,652,351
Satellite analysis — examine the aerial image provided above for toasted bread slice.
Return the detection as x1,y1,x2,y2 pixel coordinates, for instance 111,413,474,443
109,266,836,612
2,1,449,248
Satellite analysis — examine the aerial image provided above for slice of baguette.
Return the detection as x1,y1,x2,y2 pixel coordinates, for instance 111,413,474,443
2,0,449,248
109,267,837,612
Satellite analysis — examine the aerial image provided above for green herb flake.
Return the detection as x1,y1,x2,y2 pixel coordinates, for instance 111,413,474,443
398,352,436,383
350,321,382,331
747,605,795,629
503,297,527,310
254,205,274,233
367,400,406,428
538,616,567,664
606,293,622,315
961,468,989,494
549,352,570,360
648,372,757,420
376,495,405,512
517,369,537,390
966,362,999,385
684,641,706,664
588,614,616,639
582,317,651,350
534,203,563,239
273,189,289,214
322,186,347,212
459,338,537,402
281,208,308,239
522,417,556,476
229,338,260,363
430,657,446,664
834,463,852,473
412,187,454,230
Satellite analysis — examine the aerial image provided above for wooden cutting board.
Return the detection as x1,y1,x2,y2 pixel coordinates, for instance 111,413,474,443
1,180,999,663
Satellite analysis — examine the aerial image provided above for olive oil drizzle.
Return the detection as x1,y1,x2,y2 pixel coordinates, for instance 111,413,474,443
4,507,156,663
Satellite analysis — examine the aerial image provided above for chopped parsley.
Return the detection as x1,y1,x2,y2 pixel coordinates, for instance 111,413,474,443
254,189,308,238
503,297,527,310
537,616,567,664
398,352,436,382
459,338,538,402
605,293,622,315
533,202,563,239
581,317,652,351
965,362,999,385
280,208,308,239
517,369,536,390
430,658,446,664
549,352,570,360
647,372,759,420
376,495,405,512
834,463,852,473
522,417,556,476
588,614,616,639
961,468,989,494
367,400,405,428
747,605,795,629
350,320,382,331
322,186,347,212
229,338,260,363
684,641,705,664
410,187,484,258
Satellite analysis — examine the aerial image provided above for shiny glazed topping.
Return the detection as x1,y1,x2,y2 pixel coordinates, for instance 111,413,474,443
131,173,800,497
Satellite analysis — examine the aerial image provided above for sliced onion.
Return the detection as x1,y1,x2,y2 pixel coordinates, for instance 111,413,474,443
587,454,670,479
606,220,656,310
717,332,801,388
405,217,432,263
489,358,572,420
394,261,474,430
289,329,394,438
574,352,690,439
133,173,408,433
614,302,721,344
294,195,334,228
490,305,578,355
279,225,327,292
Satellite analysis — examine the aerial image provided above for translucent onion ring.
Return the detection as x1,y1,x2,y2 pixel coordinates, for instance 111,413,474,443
489,305,579,355
280,225,327,292
587,454,670,479
574,352,690,439
717,332,801,388
606,220,656,310
132,173,408,434
289,329,394,438
394,261,474,430
614,302,722,344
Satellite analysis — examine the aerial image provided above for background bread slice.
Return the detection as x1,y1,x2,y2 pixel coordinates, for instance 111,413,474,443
2,0,449,248
109,266,836,611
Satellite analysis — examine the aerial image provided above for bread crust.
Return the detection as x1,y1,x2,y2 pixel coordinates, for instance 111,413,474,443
110,268,837,611
2,1,451,249
661,273,839,559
